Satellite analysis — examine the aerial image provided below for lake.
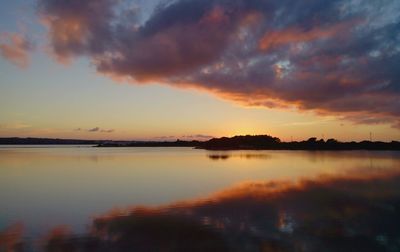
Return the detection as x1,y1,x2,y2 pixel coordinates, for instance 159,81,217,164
1,146,400,251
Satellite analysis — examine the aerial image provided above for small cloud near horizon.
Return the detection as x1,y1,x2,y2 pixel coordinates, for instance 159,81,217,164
74,127,114,133
0,122,32,130
88,127,100,132
100,129,114,133
155,135,176,140
182,134,214,140
154,134,214,140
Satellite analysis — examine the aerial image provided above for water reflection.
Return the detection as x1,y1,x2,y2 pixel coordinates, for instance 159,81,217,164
207,152,271,161
0,223,25,252
3,170,400,252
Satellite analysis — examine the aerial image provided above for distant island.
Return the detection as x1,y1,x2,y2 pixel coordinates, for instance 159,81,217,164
197,135,400,151
0,137,200,147
0,137,103,145
1,135,400,150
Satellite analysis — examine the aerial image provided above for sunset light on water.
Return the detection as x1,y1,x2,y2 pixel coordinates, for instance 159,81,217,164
1,0,400,251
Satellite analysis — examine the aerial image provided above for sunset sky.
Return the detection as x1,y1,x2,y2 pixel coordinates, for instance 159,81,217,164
1,0,399,141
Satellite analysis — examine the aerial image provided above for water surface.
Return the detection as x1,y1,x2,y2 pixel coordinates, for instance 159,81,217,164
1,146,400,251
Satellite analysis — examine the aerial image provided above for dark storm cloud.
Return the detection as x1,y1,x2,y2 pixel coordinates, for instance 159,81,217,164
38,0,400,127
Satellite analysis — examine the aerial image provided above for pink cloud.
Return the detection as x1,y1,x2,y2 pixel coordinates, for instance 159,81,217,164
0,33,33,68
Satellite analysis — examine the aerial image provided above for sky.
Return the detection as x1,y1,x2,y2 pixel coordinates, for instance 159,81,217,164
0,0,399,141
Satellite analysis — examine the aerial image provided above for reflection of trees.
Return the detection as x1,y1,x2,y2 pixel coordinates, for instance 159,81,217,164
3,173,400,251
208,154,230,160
207,153,271,161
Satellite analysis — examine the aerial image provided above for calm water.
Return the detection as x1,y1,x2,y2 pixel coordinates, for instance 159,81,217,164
1,146,400,251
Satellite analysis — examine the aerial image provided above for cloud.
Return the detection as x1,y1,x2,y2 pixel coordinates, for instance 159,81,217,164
38,0,116,63
0,32,34,68
154,134,213,140
100,129,114,133
87,127,100,132
84,127,114,133
182,134,214,140
0,122,32,129
155,135,176,140
38,0,400,127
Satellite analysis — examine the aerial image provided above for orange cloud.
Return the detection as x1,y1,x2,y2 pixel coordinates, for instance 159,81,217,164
259,21,354,51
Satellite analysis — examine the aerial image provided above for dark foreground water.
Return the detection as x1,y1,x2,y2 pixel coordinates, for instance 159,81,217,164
1,146,400,251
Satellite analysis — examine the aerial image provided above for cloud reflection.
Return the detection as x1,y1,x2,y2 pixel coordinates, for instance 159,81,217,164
0,223,24,252
3,169,400,251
